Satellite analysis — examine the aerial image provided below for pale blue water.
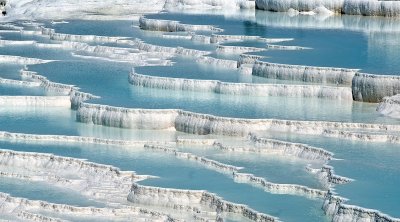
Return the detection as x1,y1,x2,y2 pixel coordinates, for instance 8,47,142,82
223,40,268,49
259,132,400,218
46,19,216,51
43,20,139,37
132,55,327,85
0,29,53,43
176,145,324,189
0,84,47,96
145,12,264,36
0,64,24,80
147,12,400,75
28,59,396,123
2,21,395,124
0,140,328,222
207,51,241,60
0,106,79,134
136,56,341,86
0,9,399,222
0,177,104,207
136,56,243,82
255,31,400,75
0,44,74,60
0,106,178,141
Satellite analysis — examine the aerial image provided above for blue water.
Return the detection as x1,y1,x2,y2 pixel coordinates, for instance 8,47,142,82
145,11,267,36
207,51,241,60
259,131,400,218
0,44,74,60
0,106,178,141
0,30,54,43
0,177,104,207
135,55,311,85
135,56,244,82
146,12,400,75
223,40,268,48
136,55,337,85
42,20,139,37
103,54,326,86
176,145,324,189
0,140,328,222
0,64,25,80
0,84,47,96
0,9,399,222
27,59,396,123
46,19,216,51
1,20,395,124
255,31,400,75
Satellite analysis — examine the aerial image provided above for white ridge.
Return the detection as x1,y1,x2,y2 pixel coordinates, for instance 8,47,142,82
352,73,400,103
139,16,223,32
323,192,400,222
129,70,353,100
76,104,400,137
0,77,41,87
252,61,357,86
212,133,333,162
0,149,146,205
377,94,400,119
0,96,70,107
255,0,400,17
0,192,176,221
0,55,54,65
129,184,279,222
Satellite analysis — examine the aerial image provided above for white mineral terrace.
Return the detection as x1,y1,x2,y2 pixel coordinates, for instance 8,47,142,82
0,130,331,199
377,94,400,119
2,1,400,221
0,40,36,46
0,23,397,221
352,73,400,102
0,192,178,222
129,70,352,100
164,0,256,10
253,11,400,33
216,45,265,54
139,16,224,32
144,144,328,198
37,41,173,65
40,27,128,43
0,55,54,65
19,70,99,108
323,192,400,222
76,103,400,136
0,149,144,205
248,133,333,161
0,77,41,87
255,0,400,17
252,61,358,86
1,32,174,66
10,19,400,107
0,149,286,221
4,0,166,20
0,96,71,107
128,184,279,222
0,130,173,146
211,34,293,44
195,56,238,69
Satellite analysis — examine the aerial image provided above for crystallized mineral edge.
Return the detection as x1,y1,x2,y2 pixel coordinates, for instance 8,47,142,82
255,0,400,17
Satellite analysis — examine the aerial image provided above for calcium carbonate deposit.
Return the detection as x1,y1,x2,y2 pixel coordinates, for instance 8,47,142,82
1,0,400,222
